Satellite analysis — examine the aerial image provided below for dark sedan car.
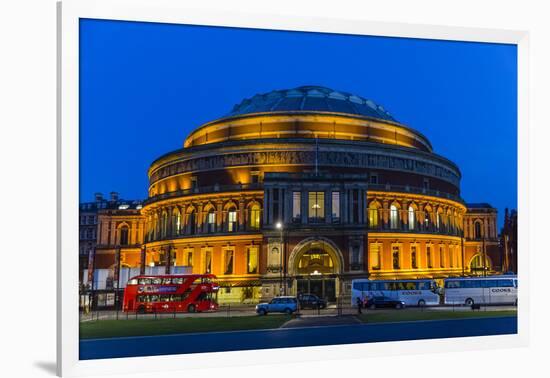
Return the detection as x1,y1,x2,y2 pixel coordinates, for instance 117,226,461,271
298,294,327,309
365,296,405,309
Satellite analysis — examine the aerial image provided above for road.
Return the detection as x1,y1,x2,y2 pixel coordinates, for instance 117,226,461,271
80,304,517,322
80,316,517,360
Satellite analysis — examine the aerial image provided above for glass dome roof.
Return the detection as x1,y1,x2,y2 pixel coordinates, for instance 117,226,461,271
225,85,397,122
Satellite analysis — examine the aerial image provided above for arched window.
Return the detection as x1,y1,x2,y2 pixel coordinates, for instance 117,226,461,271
408,205,415,231
368,201,380,229
424,207,432,229
390,205,399,229
207,209,216,233
470,254,491,275
227,208,237,232
187,210,196,235
249,203,261,230
474,221,482,239
119,225,129,245
172,209,181,236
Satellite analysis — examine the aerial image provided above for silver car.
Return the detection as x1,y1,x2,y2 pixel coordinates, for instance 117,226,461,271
256,296,298,315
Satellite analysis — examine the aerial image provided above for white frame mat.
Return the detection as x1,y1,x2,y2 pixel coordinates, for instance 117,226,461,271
57,0,529,376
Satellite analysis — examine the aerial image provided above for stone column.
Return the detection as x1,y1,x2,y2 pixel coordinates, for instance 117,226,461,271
301,190,308,224
140,245,146,274
239,198,246,231
165,245,172,274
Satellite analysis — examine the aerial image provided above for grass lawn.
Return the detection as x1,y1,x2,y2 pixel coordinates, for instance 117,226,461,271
80,315,290,339
357,309,517,324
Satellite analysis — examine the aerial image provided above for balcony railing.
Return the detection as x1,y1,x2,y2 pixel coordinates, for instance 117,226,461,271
143,183,263,205
367,183,464,204
367,222,462,237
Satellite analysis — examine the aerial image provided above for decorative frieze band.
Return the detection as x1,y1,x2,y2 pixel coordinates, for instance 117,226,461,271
150,150,460,186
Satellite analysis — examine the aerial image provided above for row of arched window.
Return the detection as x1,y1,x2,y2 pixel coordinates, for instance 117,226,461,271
144,200,262,242
367,200,463,235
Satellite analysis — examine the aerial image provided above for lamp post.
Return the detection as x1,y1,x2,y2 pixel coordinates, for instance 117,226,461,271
276,222,283,296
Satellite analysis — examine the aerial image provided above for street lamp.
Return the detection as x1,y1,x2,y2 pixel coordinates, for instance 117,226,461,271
276,222,284,295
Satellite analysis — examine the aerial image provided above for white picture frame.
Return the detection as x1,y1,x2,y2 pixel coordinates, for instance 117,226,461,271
57,1,529,376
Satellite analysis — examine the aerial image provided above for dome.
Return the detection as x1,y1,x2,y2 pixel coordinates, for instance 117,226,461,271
225,85,397,122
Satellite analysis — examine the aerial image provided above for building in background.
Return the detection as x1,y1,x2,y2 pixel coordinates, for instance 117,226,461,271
500,208,518,274
463,203,501,275
80,86,512,306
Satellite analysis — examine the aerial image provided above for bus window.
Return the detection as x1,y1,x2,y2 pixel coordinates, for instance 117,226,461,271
405,282,416,290
138,278,152,285
172,277,183,284
445,280,459,289
419,282,430,290
162,278,172,285
152,278,162,285
498,279,514,287
128,278,138,285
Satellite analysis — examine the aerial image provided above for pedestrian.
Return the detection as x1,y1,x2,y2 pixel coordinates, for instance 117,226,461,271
356,297,362,314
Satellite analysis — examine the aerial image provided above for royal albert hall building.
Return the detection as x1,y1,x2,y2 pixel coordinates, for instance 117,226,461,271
91,86,501,304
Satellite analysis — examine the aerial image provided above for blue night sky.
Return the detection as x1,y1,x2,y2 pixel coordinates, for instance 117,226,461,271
79,19,517,228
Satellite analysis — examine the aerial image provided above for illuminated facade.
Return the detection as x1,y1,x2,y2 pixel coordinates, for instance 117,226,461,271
86,85,504,304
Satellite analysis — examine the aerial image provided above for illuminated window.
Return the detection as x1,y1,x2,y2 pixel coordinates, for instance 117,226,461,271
228,209,237,232
249,204,261,230
390,205,399,229
207,210,216,233
392,245,400,269
308,191,325,222
186,251,193,267
331,191,340,222
224,249,234,275
368,202,379,228
411,245,418,269
172,209,181,235
292,192,301,222
408,206,415,230
427,245,433,268
247,246,259,274
370,244,381,270
204,250,212,273
439,245,445,268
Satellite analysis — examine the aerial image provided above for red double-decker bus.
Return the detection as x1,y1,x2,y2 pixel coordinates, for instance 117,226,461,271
122,274,219,313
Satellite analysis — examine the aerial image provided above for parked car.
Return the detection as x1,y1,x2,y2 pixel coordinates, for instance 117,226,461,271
365,296,406,309
298,293,327,309
256,296,298,315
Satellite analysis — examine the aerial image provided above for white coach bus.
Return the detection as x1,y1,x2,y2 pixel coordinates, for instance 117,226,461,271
443,275,517,306
351,279,440,307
